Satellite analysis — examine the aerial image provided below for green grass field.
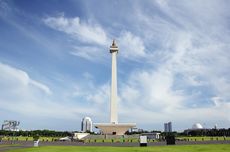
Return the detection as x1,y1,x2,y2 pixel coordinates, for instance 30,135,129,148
0,145,12,147
1,136,60,142
5,144,230,152
177,136,230,141
2,136,230,142
0,144,19,148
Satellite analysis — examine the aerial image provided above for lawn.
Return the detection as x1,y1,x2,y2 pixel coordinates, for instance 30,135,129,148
6,144,230,152
179,136,230,141
2,136,229,143
1,136,60,142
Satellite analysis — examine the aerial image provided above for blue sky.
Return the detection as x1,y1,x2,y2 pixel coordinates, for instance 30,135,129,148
0,0,230,131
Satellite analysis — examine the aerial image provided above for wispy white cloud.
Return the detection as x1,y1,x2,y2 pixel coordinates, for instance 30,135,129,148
0,0,11,17
0,61,111,127
64,78,111,122
70,78,110,106
43,14,150,62
70,46,106,62
86,84,110,105
0,62,96,120
29,80,52,95
118,31,147,60
114,0,230,128
120,69,184,111
118,67,230,127
0,62,52,95
43,14,108,46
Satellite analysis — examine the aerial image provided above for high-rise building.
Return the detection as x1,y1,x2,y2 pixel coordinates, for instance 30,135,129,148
164,122,172,132
81,117,92,132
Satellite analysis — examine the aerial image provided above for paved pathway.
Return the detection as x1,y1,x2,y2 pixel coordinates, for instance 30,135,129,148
0,146,31,152
0,141,33,152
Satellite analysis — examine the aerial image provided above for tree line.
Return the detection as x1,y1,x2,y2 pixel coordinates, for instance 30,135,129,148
126,128,230,137
0,128,229,137
183,128,230,136
0,130,73,137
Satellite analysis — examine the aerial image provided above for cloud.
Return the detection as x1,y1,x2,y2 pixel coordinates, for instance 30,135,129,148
70,46,106,62
64,78,111,122
0,62,93,119
43,14,108,46
0,0,11,17
0,62,110,127
120,68,185,113
66,0,230,128
43,14,111,62
0,62,52,95
113,0,230,128
71,80,110,105
118,68,230,128
0,63,58,117
144,70,184,110
43,14,150,62
86,84,110,105
138,1,229,97
69,31,148,62
0,63,53,116
118,31,147,60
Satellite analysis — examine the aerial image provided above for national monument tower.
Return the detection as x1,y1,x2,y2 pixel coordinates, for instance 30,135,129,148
94,40,136,135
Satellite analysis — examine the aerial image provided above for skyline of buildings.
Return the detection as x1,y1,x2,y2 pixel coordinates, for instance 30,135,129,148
0,119,226,133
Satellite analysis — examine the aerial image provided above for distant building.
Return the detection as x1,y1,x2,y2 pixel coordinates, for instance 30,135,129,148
1,120,20,131
184,123,205,135
142,132,161,140
184,123,228,136
138,128,144,132
164,122,172,132
192,123,203,130
130,127,138,132
81,117,92,132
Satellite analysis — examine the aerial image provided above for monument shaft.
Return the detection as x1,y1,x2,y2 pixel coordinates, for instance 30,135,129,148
94,40,136,135
110,51,118,124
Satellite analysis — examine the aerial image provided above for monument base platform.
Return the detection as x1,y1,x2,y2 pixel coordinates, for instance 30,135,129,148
94,123,136,135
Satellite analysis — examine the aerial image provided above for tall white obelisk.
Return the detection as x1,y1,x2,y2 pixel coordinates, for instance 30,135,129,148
110,40,118,124
94,40,136,135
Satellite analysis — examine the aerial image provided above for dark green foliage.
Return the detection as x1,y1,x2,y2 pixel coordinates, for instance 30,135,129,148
33,135,39,141
0,130,72,137
184,128,230,136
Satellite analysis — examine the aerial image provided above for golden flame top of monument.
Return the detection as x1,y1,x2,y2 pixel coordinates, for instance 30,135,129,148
110,40,119,53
